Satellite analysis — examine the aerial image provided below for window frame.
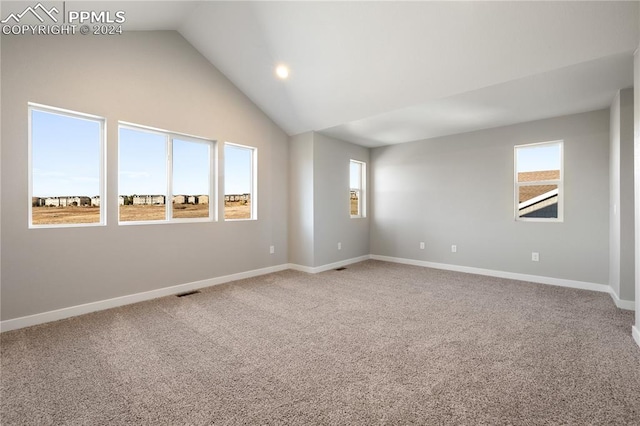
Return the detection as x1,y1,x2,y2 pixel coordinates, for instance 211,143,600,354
28,103,106,229
350,159,366,219
514,140,564,223
223,142,258,221
118,122,216,225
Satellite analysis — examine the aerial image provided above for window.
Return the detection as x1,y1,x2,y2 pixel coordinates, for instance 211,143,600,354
29,104,105,227
515,141,563,221
224,143,257,220
350,160,366,218
118,123,214,224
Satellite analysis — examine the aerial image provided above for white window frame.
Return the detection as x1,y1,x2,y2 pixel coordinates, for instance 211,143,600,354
514,140,564,222
224,142,258,221
350,159,366,219
118,122,216,225
28,103,106,229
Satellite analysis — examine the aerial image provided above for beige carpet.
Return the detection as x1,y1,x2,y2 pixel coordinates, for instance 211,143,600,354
1,260,639,425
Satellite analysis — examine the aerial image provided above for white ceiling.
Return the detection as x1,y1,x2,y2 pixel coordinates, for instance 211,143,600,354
10,1,638,147
177,1,638,147
321,53,634,146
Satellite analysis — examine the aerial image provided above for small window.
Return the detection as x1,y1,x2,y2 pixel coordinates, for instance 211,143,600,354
29,104,105,228
350,160,366,218
515,141,563,221
118,124,214,224
224,143,257,220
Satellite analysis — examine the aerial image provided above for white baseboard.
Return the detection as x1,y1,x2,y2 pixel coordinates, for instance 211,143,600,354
2,254,634,333
608,289,636,311
289,255,371,274
371,255,636,311
370,254,613,294
633,326,640,349
0,264,290,333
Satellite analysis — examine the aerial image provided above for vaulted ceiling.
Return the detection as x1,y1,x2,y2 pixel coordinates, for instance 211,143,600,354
9,1,639,147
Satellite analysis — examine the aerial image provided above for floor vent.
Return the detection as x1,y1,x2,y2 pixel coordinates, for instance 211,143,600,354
176,290,201,298
335,267,347,271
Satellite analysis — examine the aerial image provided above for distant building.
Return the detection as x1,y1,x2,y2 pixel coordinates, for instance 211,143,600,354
224,194,250,202
44,197,58,206
44,196,91,207
198,195,209,205
517,170,560,218
32,197,45,207
133,195,165,205
74,196,91,206
172,195,187,204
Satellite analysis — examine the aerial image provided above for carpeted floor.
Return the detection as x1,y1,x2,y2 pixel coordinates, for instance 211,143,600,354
1,260,639,425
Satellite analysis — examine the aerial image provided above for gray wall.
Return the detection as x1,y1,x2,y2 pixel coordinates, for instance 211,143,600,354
288,132,314,267
609,88,635,303
635,48,640,334
610,92,622,297
1,32,289,321
313,133,370,267
371,110,610,284
288,132,370,268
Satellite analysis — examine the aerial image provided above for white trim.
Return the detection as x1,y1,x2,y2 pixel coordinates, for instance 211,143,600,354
3,255,633,333
166,133,173,221
514,140,564,222
370,254,611,294
117,123,215,225
118,217,212,226
28,103,106,228
609,289,636,311
118,120,214,142
224,142,258,221
289,255,371,274
350,159,366,218
633,326,640,349
0,264,290,333
287,264,316,274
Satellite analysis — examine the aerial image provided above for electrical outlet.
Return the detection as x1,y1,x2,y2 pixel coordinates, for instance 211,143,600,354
420,242,425,250
532,252,539,262
338,242,342,250
269,245,275,254
451,245,457,253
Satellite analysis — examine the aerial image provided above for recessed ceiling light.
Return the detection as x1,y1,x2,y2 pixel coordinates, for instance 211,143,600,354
276,64,289,79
